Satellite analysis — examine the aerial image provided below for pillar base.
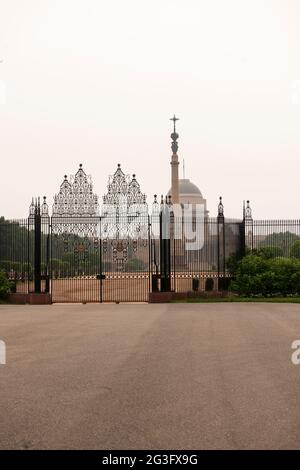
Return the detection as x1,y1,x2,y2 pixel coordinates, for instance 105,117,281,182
6,293,52,305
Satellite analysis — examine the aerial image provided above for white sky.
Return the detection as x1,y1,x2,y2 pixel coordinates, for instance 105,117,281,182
0,0,299,219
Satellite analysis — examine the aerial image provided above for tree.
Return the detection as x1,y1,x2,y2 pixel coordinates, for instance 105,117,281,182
290,240,300,260
226,253,240,277
260,232,299,256
0,270,12,299
126,258,146,272
257,246,284,259
230,253,300,296
270,258,300,296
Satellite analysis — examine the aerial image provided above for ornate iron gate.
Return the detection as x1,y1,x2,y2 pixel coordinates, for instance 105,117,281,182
50,216,150,303
2,196,277,304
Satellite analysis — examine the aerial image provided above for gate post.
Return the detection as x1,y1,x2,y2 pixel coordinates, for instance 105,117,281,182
34,199,41,294
244,200,253,252
159,196,171,292
99,234,103,303
217,197,226,291
238,219,246,260
40,197,50,294
45,230,50,293
238,200,247,260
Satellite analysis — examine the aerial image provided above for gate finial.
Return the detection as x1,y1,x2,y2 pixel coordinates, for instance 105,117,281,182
245,200,253,220
218,196,224,218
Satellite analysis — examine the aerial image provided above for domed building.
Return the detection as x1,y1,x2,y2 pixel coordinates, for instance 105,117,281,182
168,178,208,215
178,179,203,204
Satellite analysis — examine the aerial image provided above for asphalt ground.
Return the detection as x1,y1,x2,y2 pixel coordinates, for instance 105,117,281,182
0,302,300,449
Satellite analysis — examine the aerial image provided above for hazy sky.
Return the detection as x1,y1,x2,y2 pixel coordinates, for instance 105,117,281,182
0,0,299,219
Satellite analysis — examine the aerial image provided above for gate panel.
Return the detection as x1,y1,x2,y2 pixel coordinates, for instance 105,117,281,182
101,215,150,302
51,217,101,302
50,216,150,302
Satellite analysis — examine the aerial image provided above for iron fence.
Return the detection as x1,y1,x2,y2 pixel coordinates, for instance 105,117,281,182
245,219,300,257
1,208,300,302
0,218,34,293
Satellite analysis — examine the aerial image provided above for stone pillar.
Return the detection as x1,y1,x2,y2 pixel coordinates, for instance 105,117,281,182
170,115,180,204
171,153,179,204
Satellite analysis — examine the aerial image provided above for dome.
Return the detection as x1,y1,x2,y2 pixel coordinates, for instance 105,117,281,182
178,179,202,197
167,178,206,208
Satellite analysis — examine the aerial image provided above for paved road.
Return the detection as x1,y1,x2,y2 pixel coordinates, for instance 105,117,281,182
0,303,300,449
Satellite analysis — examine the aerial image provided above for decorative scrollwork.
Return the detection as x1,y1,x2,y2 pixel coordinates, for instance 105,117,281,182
112,239,129,271
49,163,148,273
52,164,99,217
101,163,148,238
101,164,149,270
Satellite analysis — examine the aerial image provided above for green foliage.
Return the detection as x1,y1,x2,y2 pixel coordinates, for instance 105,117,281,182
290,240,300,260
50,259,71,277
21,262,33,278
226,253,240,276
256,245,284,259
126,258,146,272
0,270,12,299
260,231,299,256
0,260,13,272
230,254,300,296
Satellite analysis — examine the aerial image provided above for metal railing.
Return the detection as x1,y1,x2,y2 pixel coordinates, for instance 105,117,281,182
1,200,300,302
